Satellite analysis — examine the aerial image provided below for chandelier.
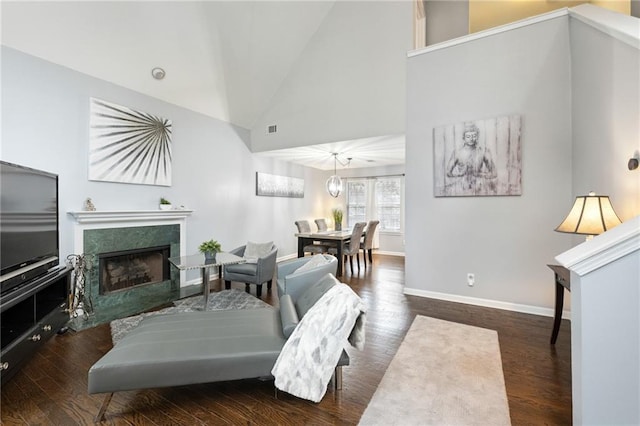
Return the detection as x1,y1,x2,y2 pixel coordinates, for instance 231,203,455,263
326,153,351,198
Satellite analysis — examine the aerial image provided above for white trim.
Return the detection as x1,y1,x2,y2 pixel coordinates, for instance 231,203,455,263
375,250,405,257
569,3,640,50
67,209,193,224
407,4,638,59
555,215,640,276
277,253,298,263
408,8,568,58
403,287,571,320
68,209,193,286
379,230,403,236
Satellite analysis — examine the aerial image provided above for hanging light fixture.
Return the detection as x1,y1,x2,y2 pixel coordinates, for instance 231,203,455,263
326,153,343,198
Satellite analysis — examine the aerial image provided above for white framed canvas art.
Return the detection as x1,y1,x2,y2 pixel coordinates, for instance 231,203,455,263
89,98,172,186
433,115,522,197
256,172,304,198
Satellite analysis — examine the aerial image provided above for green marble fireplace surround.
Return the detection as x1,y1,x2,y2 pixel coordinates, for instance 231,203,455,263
70,224,180,330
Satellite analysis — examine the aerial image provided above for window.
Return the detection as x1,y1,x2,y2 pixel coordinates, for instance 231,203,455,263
346,176,403,232
376,177,401,231
346,180,366,225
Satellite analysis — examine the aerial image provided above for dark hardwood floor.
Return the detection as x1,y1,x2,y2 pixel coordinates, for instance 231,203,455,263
1,255,571,425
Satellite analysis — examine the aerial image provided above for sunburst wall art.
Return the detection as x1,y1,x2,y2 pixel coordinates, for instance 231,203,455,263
89,98,172,186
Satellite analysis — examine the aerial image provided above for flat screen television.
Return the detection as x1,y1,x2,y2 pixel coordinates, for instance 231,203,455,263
0,161,59,294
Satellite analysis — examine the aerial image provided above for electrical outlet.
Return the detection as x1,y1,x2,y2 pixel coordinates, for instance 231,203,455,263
467,273,475,286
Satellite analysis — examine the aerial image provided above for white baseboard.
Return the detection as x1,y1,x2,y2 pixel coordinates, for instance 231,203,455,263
403,287,571,320
278,253,298,262
374,250,405,257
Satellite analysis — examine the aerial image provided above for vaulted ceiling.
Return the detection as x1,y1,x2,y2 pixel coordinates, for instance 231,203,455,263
1,1,335,129
1,1,409,169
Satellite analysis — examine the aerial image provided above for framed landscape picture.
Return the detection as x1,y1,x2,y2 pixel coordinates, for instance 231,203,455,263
256,172,304,198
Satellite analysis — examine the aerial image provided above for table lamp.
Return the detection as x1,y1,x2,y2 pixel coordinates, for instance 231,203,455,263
555,191,622,240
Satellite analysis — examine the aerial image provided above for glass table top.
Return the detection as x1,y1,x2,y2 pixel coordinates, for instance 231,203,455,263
168,252,245,270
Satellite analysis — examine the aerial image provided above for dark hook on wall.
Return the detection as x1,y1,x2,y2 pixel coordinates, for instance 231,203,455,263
628,150,639,171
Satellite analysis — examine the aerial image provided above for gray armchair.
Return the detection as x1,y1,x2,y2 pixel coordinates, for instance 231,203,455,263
224,244,278,298
276,255,338,301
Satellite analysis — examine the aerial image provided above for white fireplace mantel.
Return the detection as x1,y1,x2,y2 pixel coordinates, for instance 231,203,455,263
68,209,194,286
68,209,193,224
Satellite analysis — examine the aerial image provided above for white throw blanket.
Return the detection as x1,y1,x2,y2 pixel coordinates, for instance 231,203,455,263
271,283,366,402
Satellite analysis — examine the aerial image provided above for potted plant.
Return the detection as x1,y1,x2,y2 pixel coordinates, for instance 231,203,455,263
159,197,172,210
332,208,343,231
199,239,222,261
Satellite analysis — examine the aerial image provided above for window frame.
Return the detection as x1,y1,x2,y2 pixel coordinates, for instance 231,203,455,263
345,176,404,234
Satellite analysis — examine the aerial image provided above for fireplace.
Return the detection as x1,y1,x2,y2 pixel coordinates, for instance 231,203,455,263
99,245,170,295
67,209,192,330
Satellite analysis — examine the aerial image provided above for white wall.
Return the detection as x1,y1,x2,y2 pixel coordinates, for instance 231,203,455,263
250,1,412,152
569,7,640,223
565,6,640,424
1,47,327,282
572,253,640,425
556,216,640,425
405,15,574,313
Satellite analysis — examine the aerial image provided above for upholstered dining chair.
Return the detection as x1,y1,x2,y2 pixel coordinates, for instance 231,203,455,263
328,222,367,275
223,243,278,298
360,220,379,268
314,218,328,232
295,220,330,255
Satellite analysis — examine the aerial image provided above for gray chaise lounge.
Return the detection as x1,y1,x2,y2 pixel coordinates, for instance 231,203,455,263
88,272,348,422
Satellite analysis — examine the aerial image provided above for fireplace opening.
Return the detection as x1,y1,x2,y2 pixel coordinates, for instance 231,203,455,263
98,245,170,295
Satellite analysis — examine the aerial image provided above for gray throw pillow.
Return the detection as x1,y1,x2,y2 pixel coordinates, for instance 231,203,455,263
294,254,329,274
244,241,273,263
294,273,339,318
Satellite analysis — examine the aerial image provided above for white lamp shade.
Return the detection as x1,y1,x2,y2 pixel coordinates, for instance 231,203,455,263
326,175,343,198
555,193,622,236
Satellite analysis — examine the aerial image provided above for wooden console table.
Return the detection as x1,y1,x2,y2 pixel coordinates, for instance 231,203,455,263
548,264,571,344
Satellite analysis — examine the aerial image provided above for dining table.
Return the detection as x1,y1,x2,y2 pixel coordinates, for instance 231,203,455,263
295,230,360,277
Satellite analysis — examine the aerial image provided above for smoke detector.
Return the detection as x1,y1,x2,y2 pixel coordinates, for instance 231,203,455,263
151,67,166,80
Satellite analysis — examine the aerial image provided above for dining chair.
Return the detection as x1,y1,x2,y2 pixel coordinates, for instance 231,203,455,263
314,218,328,231
295,220,330,255
328,222,367,275
360,220,379,268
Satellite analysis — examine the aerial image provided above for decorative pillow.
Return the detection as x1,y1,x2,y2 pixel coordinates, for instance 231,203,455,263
294,254,329,274
294,273,339,319
244,241,273,263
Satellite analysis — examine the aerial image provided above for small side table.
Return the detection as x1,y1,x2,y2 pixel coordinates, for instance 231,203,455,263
548,264,571,344
169,252,245,309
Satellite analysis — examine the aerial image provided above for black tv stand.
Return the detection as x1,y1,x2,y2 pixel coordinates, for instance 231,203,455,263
1,266,70,384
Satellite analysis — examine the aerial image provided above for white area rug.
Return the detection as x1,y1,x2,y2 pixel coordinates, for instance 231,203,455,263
109,289,269,344
359,315,511,426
